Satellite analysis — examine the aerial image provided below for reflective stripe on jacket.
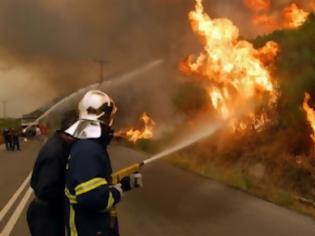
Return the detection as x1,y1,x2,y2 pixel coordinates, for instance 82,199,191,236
65,139,121,236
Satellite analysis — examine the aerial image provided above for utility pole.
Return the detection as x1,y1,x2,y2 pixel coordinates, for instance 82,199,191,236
1,101,7,119
94,59,107,84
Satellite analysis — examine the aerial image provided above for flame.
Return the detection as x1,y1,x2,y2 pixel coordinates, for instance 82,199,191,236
232,112,270,133
180,0,279,130
246,2,311,31
282,3,310,29
243,0,270,12
256,41,280,66
116,113,155,143
303,93,315,143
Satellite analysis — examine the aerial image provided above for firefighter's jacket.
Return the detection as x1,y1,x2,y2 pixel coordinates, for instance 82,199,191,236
65,137,121,236
31,132,70,204
28,131,72,236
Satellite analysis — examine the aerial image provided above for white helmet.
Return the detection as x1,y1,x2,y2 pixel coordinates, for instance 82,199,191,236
65,90,117,139
79,90,117,123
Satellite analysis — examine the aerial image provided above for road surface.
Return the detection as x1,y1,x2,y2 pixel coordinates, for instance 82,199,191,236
0,140,315,236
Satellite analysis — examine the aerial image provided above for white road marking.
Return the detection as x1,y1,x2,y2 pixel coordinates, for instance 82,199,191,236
1,187,33,236
0,172,31,223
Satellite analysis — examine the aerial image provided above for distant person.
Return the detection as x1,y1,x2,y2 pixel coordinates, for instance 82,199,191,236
12,129,21,151
26,110,78,236
2,128,10,151
8,128,14,151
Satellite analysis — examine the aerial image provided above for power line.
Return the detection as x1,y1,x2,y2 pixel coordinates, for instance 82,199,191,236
94,59,107,84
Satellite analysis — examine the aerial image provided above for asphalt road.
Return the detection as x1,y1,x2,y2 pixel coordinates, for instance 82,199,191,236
0,140,315,236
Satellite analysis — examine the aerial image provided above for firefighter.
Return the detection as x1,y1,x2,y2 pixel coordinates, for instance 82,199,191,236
26,110,78,236
65,90,143,236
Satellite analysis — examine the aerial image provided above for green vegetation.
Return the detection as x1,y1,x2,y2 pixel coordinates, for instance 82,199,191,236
254,14,315,141
0,118,21,130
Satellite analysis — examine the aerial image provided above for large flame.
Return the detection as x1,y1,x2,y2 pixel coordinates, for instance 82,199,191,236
180,0,279,130
116,113,155,143
303,93,315,143
282,3,310,29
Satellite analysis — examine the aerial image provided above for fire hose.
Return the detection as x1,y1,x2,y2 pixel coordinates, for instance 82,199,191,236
111,162,144,185
110,142,195,184
109,154,165,227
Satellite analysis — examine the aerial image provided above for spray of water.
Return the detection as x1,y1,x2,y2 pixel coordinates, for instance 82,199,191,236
143,120,223,165
24,59,163,131
143,103,255,165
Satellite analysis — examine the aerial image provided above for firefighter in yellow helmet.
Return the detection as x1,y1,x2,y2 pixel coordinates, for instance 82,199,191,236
65,90,142,236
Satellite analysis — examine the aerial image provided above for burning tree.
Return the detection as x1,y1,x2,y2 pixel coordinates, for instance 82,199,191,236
180,0,279,131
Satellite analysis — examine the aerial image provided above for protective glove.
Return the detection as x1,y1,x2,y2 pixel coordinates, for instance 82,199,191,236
120,173,143,192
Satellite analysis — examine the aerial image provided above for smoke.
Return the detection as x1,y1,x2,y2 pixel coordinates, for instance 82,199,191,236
0,0,311,117
0,0,192,116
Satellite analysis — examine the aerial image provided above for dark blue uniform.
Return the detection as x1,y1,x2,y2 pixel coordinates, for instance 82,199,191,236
65,138,121,236
27,131,72,236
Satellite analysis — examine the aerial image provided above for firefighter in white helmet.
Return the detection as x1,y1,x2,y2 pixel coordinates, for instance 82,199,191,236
65,90,143,236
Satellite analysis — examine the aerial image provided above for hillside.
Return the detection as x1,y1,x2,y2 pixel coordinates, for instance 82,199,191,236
159,14,315,218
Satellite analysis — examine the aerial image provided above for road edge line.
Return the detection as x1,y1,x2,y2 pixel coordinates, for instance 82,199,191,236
0,172,31,223
1,187,33,236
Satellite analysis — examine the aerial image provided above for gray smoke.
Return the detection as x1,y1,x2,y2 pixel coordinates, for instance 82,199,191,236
0,0,192,116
